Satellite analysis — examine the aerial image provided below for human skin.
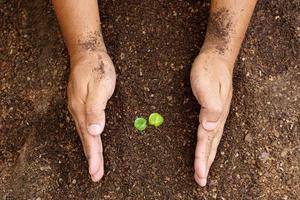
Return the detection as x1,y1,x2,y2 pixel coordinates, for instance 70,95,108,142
191,0,258,186
52,0,116,182
52,0,257,185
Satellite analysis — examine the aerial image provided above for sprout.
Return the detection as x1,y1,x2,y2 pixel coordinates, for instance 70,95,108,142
148,113,164,128
134,117,147,131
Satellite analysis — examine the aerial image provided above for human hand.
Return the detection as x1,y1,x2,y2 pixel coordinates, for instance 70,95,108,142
190,52,233,186
67,51,116,182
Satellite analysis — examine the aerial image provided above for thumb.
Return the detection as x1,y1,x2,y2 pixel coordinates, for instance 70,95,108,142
199,106,222,131
85,85,109,136
196,84,223,131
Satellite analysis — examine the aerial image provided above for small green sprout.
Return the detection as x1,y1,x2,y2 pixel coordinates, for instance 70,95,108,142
148,113,164,127
134,117,147,131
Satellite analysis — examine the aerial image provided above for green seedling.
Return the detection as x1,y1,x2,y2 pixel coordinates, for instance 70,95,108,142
134,117,147,131
148,113,164,127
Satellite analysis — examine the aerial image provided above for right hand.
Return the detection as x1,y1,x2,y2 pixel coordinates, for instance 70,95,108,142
67,51,116,182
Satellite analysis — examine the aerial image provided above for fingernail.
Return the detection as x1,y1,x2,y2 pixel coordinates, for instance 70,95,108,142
202,120,218,131
87,124,102,135
199,178,207,187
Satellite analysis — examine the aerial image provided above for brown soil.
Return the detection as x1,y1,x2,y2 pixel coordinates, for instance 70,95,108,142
0,0,299,199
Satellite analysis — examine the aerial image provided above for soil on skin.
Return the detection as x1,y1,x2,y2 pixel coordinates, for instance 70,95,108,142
0,0,299,199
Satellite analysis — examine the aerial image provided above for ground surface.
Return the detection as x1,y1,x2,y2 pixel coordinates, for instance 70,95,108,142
0,0,299,199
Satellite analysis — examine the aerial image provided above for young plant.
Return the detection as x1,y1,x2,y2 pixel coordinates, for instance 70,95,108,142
148,113,164,128
134,117,147,131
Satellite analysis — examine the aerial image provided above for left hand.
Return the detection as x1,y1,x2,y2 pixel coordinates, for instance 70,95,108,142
190,52,233,186
67,51,116,182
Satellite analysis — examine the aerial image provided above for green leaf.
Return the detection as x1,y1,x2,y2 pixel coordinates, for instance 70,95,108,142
134,117,147,131
148,113,164,127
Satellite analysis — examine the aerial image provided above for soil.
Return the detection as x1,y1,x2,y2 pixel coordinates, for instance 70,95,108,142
0,0,299,199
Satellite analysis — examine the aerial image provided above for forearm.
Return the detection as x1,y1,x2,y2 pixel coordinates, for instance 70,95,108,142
202,0,258,67
52,0,106,63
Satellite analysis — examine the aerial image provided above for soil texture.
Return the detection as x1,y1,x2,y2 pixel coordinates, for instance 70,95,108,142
0,0,299,199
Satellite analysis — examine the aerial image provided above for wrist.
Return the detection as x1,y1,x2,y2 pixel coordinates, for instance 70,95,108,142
200,44,237,68
70,47,107,63
68,30,107,64
70,49,108,66
200,39,241,64
197,48,235,73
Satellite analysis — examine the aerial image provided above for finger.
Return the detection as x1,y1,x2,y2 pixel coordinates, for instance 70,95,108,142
194,123,215,187
68,99,104,181
194,172,205,186
199,95,223,131
85,135,104,181
86,107,106,136
91,151,105,182
85,82,109,136
206,126,224,177
200,107,221,131
79,122,104,181
195,83,224,131
206,97,231,177
69,69,106,136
